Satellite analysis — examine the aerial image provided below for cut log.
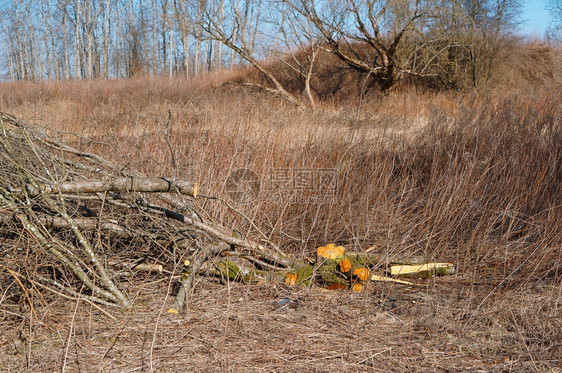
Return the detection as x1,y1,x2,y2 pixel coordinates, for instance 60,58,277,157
24,177,198,198
339,259,351,274
328,283,347,290
316,258,348,287
352,283,363,292
214,258,269,282
371,274,418,286
353,267,370,282
390,263,455,278
341,252,383,268
317,244,345,260
284,265,314,286
285,272,298,285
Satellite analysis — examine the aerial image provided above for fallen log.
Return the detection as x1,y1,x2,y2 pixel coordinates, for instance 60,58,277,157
390,263,456,278
169,241,231,312
208,257,273,283
371,274,418,286
23,177,198,198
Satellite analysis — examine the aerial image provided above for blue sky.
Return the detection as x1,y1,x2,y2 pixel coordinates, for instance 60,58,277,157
520,0,554,37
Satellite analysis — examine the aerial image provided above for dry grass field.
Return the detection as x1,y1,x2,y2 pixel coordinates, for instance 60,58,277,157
0,49,561,371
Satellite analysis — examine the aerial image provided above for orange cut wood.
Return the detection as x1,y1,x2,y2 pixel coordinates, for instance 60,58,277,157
317,244,345,260
328,283,347,291
353,268,370,281
352,283,363,292
284,272,298,286
339,259,351,273
334,246,345,256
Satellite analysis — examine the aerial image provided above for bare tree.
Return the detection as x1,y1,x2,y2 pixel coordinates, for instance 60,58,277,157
284,0,523,91
214,0,224,70
272,0,322,106
428,0,522,88
546,0,562,39
284,0,432,93
59,0,72,79
101,0,111,79
0,0,522,86
547,0,562,22
173,0,194,77
192,0,305,105
174,0,206,75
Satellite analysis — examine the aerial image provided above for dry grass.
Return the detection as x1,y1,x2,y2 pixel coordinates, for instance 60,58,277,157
0,280,559,372
0,69,560,371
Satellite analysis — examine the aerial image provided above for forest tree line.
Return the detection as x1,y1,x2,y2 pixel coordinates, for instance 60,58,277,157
1,0,558,95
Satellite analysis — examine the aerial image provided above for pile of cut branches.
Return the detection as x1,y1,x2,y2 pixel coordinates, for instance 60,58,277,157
0,113,334,310
0,112,301,312
0,112,454,314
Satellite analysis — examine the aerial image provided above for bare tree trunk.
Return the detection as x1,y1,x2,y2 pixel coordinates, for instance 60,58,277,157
31,20,44,81
238,0,250,66
286,0,424,93
161,0,168,74
173,0,191,77
152,0,157,75
6,30,17,80
41,0,53,80
102,0,110,79
198,0,303,106
61,0,71,79
248,0,261,53
49,2,60,80
24,2,38,81
202,25,302,106
194,1,203,76
229,31,237,68
304,49,318,107
181,32,190,77
141,0,149,75
206,39,212,71
14,1,26,80
74,0,82,78
115,3,123,77
25,177,198,198
215,0,224,70
85,0,94,78
169,24,174,77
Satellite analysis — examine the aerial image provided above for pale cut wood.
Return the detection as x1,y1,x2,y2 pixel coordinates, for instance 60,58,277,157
390,263,456,278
